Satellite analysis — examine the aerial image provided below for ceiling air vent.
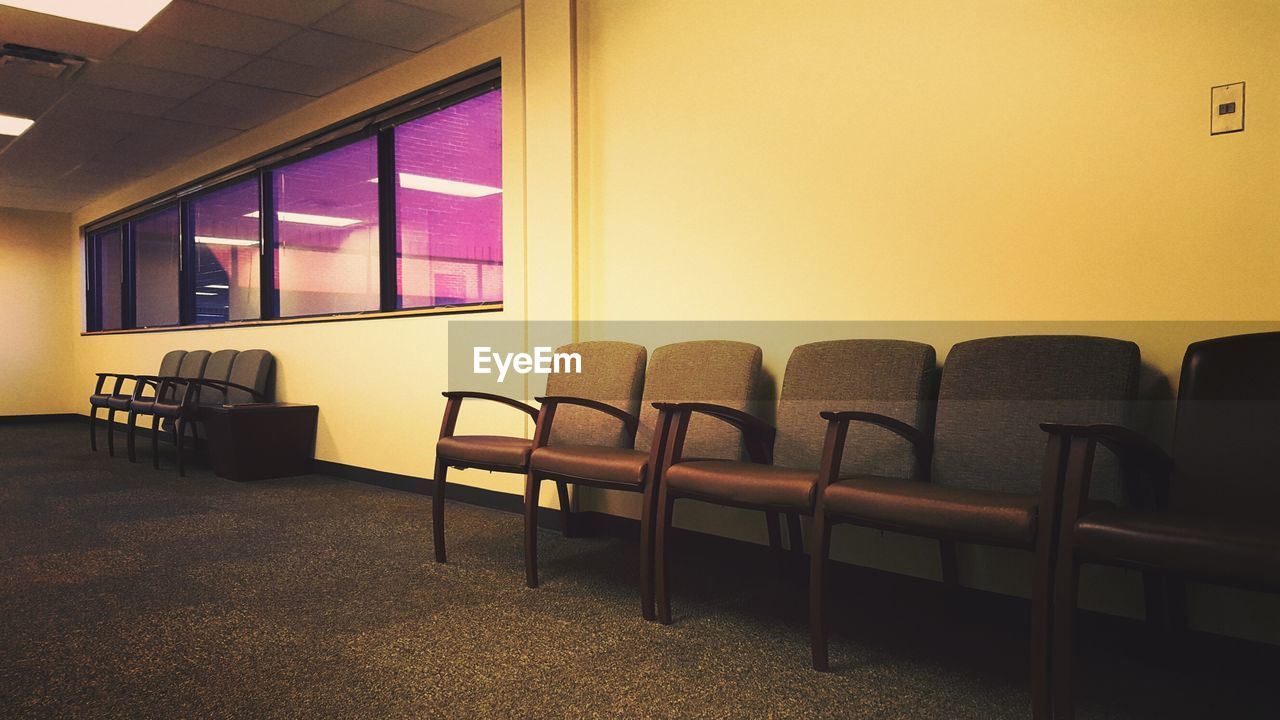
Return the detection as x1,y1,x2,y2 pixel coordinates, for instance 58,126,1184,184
0,43,87,80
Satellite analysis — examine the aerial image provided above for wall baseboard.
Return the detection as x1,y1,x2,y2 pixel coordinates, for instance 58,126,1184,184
0,413,82,425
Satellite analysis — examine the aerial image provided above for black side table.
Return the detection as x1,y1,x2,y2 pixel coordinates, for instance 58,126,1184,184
198,403,319,481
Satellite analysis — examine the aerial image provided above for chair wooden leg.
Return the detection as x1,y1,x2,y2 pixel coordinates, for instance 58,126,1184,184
151,415,161,470
126,411,138,463
524,471,542,588
1166,576,1189,632
809,509,833,671
175,418,187,478
940,539,960,591
786,511,804,554
1052,550,1082,720
1030,539,1056,720
89,407,99,451
639,477,659,622
106,409,117,457
556,481,573,538
766,510,783,551
432,459,448,563
655,482,676,625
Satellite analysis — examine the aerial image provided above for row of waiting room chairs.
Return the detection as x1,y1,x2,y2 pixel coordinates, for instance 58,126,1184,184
88,349,275,476
433,333,1280,720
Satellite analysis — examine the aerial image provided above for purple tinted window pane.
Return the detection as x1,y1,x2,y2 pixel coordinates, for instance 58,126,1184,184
274,137,380,317
133,207,181,327
94,228,124,331
191,179,262,324
394,89,502,308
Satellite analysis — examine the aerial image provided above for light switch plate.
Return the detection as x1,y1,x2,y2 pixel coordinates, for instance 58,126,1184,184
1211,82,1245,135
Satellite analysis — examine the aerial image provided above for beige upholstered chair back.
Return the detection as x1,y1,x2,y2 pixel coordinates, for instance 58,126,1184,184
773,340,936,478
636,341,762,458
546,341,647,448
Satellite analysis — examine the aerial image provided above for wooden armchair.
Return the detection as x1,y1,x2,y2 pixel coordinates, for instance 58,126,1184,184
1046,331,1280,719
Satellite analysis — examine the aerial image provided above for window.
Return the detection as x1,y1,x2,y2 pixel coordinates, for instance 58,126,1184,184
81,63,501,332
190,178,262,324
273,137,380,318
395,88,502,308
132,206,181,328
90,228,124,331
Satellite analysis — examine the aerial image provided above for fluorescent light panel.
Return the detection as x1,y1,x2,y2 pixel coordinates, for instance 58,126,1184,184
0,114,35,137
195,291,217,296
368,173,502,198
244,211,360,228
1,0,173,31
195,235,258,247
203,284,229,290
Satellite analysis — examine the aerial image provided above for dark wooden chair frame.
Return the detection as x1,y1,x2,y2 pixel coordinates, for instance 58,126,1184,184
1042,422,1278,719
433,391,543,564
129,375,268,476
524,394,670,621
90,372,139,456
809,409,1069,720
652,401,813,626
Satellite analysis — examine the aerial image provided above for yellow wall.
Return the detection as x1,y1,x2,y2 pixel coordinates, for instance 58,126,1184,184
0,207,74,416
574,0,1280,641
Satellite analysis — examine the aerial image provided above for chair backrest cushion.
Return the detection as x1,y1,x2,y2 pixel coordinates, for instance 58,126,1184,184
932,336,1138,500
199,350,239,406
774,340,936,477
1170,332,1280,518
157,350,187,377
156,350,188,402
636,340,762,458
226,349,275,405
546,341,647,448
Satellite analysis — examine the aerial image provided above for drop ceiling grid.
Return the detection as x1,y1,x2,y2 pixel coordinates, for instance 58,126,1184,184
0,0,518,212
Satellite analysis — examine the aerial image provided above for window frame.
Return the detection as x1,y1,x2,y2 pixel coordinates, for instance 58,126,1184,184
80,62,502,335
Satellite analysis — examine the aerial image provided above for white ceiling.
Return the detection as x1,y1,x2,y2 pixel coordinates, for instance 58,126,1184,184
0,0,518,212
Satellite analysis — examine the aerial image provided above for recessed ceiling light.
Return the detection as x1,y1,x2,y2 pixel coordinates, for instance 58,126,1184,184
195,235,258,247
0,114,35,137
1,0,172,31
368,173,502,198
1,1,173,32
245,210,361,228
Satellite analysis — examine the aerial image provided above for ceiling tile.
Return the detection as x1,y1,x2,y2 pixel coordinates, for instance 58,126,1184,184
226,57,367,97
57,84,184,117
0,6,132,59
145,1,299,55
311,0,468,52
0,66,69,119
110,34,255,79
165,82,312,131
193,0,349,26
267,29,412,71
396,0,519,21
82,62,214,99
0,183,90,212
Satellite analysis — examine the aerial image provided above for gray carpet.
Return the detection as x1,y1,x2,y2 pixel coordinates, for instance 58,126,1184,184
1,422,1275,719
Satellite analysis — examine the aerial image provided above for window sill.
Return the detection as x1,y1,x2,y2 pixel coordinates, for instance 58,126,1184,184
81,302,503,336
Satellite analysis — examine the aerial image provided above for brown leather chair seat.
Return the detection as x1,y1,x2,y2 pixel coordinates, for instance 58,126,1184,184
824,475,1040,547
90,393,117,408
529,445,648,486
1073,509,1280,585
665,460,817,511
438,435,532,469
106,394,133,411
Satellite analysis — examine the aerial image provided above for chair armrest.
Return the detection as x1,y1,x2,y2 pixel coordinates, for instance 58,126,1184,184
1041,423,1173,477
438,391,539,440
529,396,641,450
652,401,775,465
94,372,138,396
816,410,932,489
191,378,269,403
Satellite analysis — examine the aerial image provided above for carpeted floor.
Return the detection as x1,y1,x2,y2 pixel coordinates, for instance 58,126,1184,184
1,421,1276,719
